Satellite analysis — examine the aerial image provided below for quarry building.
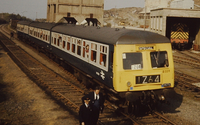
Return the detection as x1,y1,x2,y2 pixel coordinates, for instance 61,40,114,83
47,0,104,26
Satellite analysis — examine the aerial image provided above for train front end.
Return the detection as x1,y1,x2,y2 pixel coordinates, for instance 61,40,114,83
112,35,174,105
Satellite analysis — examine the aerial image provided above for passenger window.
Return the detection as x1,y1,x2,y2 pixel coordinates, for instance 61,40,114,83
54,38,56,45
46,35,48,41
91,43,97,62
43,34,45,40
77,40,81,56
123,53,143,70
40,32,43,39
83,41,86,57
150,51,169,68
72,44,75,53
82,41,89,58
57,39,59,46
67,37,70,51
30,30,32,35
99,45,107,67
72,38,76,53
63,41,66,49
67,42,70,50
57,37,62,46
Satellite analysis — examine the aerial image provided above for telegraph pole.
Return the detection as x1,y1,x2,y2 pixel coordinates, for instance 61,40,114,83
144,0,146,31
36,12,37,21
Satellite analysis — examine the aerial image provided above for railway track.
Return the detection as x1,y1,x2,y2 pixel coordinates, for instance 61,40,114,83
173,51,200,68
0,24,177,125
173,50,200,94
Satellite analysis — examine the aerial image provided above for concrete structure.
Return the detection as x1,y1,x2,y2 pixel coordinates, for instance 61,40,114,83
150,8,200,36
170,0,194,9
139,0,200,49
139,0,195,27
47,0,104,26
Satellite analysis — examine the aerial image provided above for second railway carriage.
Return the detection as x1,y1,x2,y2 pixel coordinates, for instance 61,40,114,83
17,21,174,109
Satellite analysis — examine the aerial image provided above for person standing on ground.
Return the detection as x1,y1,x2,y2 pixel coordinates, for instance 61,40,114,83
79,95,93,125
88,86,105,125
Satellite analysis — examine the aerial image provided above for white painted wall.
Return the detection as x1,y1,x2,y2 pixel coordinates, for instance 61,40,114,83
170,0,194,9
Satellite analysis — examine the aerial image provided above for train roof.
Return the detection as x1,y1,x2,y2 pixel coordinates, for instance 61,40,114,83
17,21,32,25
29,22,56,30
18,21,56,30
52,24,170,45
17,21,170,45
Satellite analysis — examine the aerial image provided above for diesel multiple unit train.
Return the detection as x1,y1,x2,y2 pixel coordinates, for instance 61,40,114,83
17,21,174,111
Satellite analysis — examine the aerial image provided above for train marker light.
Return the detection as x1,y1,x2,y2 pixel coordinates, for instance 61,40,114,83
162,83,171,87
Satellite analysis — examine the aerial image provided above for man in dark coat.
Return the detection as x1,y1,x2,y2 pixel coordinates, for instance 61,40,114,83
79,95,93,125
88,86,105,125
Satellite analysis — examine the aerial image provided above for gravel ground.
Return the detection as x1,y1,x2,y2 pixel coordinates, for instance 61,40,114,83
157,86,200,125
0,45,79,125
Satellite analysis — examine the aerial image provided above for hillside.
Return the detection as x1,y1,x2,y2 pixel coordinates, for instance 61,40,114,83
103,7,143,27
104,0,200,27
194,0,200,8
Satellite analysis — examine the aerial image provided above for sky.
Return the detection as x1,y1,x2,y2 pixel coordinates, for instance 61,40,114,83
0,0,145,20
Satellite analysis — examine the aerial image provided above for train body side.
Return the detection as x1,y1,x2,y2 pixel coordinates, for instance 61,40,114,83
49,33,114,88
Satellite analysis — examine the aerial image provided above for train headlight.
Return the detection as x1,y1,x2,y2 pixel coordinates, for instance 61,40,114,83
127,81,131,87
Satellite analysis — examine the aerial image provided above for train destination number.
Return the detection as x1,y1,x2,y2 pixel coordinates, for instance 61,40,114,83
139,46,154,50
136,75,160,84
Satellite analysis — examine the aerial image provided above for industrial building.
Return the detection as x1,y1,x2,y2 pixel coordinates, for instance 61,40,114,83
140,0,200,50
47,0,104,26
